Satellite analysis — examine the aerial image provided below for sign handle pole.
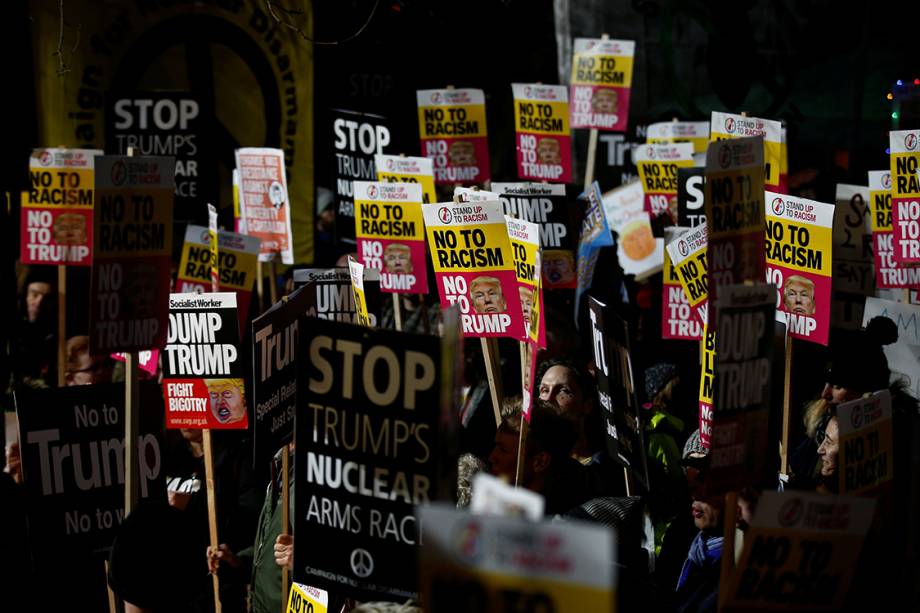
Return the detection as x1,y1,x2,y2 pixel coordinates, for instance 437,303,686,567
480,337,504,428
256,260,265,314
419,294,431,335
717,492,738,612
203,429,223,613
779,339,794,475
623,466,633,497
124,147,140,517
104,560,118,613
281,445,291,613
57,265,66,387
392,294,403,331
269,260,279,305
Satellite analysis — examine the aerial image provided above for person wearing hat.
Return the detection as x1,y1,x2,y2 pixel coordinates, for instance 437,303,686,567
642,362,686,554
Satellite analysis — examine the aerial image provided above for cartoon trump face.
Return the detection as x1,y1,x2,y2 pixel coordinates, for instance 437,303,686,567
206,378,247,425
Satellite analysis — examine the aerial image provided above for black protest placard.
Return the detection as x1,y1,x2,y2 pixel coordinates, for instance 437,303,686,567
292,268,382,327
15,383,165,560
493,182,579,289
588,296,649,490
162,292,248,430
106,92,211,223
332,109,392,246
705,283,775,495
677,167,705,227
294,319,442,601
252,285,311,470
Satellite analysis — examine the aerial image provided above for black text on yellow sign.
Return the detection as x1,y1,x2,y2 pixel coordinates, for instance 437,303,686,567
358,201,418,237
431,229,505,269
842,428,889,493
97,193,168,255
677,252,709,302
707,173,761,234
29,170,93,205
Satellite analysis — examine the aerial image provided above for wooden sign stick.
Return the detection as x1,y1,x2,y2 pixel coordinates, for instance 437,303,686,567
57,266,66,387
256,260,265,314
124,147,140,515
392,294,403,331
481,337,504,428
779,339,794,476
514,341,529,486
269,259,279,305
203,429,222,613
280,445,291,613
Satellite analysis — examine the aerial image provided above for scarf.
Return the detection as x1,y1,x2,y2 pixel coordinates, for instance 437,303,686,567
676,531,723,590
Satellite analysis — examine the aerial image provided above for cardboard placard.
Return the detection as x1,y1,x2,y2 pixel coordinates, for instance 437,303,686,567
724,491,876,611
837,390,893,495
709,111,782,190
505,216,544,341
830,183,873,330
494,182,576,289
662,226,702,340
665,222,709,327
632,142,694,219
704,136,766,322
588,296,648,489
176,225,260,324
21,148,101,266
521,250,545,422
705,284,774,495
868,171,914,288
16,384,164,556
292,268,382,327
354,181,428,294
698,327,716,448
601,179,644,232
375,153,436,204
862,297,920,400
287,583,328,613
677,167,706,227
765,192,834,345
423,200,524,338
294,319,444,601
419,504,616,612
511,83,572,183
332,109,391,245
647,120,710,153
889,129,920,264
90,155,175,354
235,147,294,263
570,38,635,131
417,88,490,184
347,257,373,328
575,182,614,322
162,293,248,429
615,211,664,279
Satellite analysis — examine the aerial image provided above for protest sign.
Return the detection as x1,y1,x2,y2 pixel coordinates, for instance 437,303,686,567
705,283,774,495
235,147,294,264
332,109,391,245
575,182,614,323
889,129,920,264
287,583,328,613
699,327,716,448
470,473,545,520
709,111,782,190
765,192,834,345
423,200,524,338
647,120,710,153
111,349,159,377
666,222,709,327
662,227,703,340
511,83,572,182
354,181,427,294
724,491,876,611
588,296,648,489
417,88,490,184
633,142,694,218
704,136,766,321
162,293,247,430
21,148,101,266
677,167,706,227
837,391,893,495
106,92,208,218
347,257,373,328
419,504,616,612
90,155,174,354
375,153,437,204
521,250,545,422
505,216,543,341
16,383,164,558
176,225,260,323
601,179,644,232
615,211,664,279
868,171,915,288
292,268,382,327
294,319,443,600
454,186,500,202
862,297,920,399
832,183,874,329
570,38,635,131
494,182,576,289
252,285,312,470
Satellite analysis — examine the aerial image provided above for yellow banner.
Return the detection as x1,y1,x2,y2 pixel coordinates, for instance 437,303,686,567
764,220,832,276
377,172,437,205
25,168,94,208
355,200,425,241
571,54,634,87
514,100,570,136
428,223,511,274
417,104,488,139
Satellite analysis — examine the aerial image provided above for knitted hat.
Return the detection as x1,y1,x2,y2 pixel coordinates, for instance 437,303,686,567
826,316,898,393
682,429,708,460
644,362,678,402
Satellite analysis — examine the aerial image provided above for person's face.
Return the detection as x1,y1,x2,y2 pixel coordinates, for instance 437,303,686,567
784,282,815,315
449,143,476,167
539,365,586,416
691,498,723,532
26,282,51,322
180,428,202,443
592,90,617,114
821,383,860,406
53,215,87,245
488,430,519,481
384,247,412,273
519,288,533,321
537,139,561,164
471,282,506,313
209,383,246,424
67,351,111,385
817,416,839,477
737,497,754,531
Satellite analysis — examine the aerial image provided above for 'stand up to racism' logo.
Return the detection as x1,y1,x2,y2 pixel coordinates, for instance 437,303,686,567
778,498,804,527
438,206,453,224
678,240,689,257
718,145,732,169
386,158,395,171
883,173,892,189
724,117,736,134
431,92,442,104
111,160,127,186
367,184,378,199
524,86,532,98
905,133,917,151
39,150,53,166
772,197,786,216
646,146,656,159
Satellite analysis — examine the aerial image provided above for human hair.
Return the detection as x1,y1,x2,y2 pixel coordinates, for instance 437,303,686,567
783,275,814,294
535,357,596,402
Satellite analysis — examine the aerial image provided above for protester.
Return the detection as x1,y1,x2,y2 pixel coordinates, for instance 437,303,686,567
456,452,487,508
536,358,603,462
64,335,114,386
11,267,57,384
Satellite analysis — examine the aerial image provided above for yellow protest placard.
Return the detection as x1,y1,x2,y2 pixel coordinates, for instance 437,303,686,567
287,582,328,613
665,223,709,326
347,256,372,328
710,111,782,189
888,129,920,264
375,153,437,204
837,391,893,495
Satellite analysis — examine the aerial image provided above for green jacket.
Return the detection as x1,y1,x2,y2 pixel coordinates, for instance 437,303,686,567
235,453,295,613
